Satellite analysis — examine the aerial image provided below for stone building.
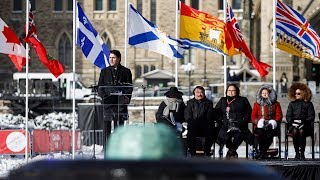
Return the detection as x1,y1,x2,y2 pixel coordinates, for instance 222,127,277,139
0,0,319,89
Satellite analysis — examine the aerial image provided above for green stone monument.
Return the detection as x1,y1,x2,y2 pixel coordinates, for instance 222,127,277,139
105,124,184,160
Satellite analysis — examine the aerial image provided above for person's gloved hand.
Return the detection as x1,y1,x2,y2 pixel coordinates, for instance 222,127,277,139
292,119,304,129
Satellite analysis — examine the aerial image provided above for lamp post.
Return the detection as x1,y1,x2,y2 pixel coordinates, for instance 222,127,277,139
184,62,194,99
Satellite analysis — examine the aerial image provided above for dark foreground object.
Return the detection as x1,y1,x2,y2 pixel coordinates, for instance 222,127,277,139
259,160,320,180
8,159,280,180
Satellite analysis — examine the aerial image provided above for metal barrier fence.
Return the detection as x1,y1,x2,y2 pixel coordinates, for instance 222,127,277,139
81,130,104,146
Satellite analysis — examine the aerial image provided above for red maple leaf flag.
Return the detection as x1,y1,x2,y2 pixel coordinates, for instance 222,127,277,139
24,11,64,78
0,17,26,71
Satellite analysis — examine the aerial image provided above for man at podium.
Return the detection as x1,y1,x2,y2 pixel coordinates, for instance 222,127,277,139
98,50,133,149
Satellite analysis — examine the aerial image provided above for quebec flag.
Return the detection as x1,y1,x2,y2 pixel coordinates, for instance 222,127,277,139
77,2,110,69
128,4,187,59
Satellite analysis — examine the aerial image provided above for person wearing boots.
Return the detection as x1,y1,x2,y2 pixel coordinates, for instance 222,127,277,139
251,85,283,159
216,84,253,159
185,86,214,157
286,83,315,160
156,87,186,136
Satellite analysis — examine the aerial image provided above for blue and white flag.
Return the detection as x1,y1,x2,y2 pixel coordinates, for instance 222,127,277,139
77,2,110,69
128,4,187,59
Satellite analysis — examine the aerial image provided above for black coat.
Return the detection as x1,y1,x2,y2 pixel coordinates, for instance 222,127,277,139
98,64,133,114
215,96,253,145
185,98,213,125
286,100,315,127
215,96,252,130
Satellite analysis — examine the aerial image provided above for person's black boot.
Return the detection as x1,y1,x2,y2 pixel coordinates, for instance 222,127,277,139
294,153,301,160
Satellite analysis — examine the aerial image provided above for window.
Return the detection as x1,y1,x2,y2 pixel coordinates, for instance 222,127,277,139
54,0,63,11
143,65,149,74
30,0,36,11
219,0,241,10
151,65,156,71
108,0,117,11
58,33,71,66
67,0,73,11
180,0,185,3
137,0,143,14
218,0,224,10
101,32,112,49
191,0,199,10
13,0,22,11
95,0,103,11
232,0,242,9
150,0,156,24
136,65,142,78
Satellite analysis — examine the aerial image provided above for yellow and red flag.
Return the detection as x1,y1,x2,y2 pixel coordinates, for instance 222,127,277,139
179,2,238,56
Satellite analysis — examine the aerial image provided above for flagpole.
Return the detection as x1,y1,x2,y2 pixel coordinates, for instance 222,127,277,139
175,0,179,87
273,0,276,90
25,0,30,162
124,0,128,67
72,0,77,159
272,0,277,149
223,0,227,158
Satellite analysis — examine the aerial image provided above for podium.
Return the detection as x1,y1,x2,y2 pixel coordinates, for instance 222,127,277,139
98,84,133,151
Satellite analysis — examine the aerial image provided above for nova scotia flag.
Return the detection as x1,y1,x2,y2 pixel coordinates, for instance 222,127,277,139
128,4,187,59
77,2,110,69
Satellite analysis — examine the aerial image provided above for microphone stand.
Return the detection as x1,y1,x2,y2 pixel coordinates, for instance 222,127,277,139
89,84,98,160
142,85,146,125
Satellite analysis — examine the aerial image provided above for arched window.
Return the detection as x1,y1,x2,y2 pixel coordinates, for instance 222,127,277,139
137,0,143,13
143,65,149,74
151,65,156,71
54,0,63,11
150,0,156,24
58,33,71,66
13,0,22,11
136,65,142,77
101,32,112,49
191,0,199,10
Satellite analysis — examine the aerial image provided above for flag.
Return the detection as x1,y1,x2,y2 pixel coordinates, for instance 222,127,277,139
128,4,187,59
226,3,271,77
77,1,110,69
0,17,26,71
24,11,64,78
276,0,320,61
179,2,237,56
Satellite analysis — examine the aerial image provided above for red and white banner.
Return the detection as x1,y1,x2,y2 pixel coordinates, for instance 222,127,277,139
0,130,30,154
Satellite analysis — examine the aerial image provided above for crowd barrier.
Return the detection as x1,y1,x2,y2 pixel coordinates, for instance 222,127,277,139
0,129,81,155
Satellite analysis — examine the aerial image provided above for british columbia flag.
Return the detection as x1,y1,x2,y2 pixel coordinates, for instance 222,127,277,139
276,0,320,61
226,3,270,77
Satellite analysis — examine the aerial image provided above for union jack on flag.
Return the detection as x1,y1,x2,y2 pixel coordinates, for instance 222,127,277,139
226,4,243,43
276,0,320,61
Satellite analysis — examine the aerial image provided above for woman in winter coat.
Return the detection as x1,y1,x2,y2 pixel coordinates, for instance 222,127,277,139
156,87,186,134
251,85,283,159
286,83,315,160
215,84,253,159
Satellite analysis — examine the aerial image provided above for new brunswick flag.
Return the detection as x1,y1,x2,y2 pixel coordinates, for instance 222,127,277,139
179,2,238,56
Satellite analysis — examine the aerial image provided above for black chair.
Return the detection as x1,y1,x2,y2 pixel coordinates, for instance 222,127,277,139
284,122,315,159
251,121,282,159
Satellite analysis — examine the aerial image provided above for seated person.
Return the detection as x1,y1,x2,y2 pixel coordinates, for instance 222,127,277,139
156,87,186,135
185,86,214,157
251,85,283,159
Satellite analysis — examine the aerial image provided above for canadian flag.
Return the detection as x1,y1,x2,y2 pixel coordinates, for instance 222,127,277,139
0,17,26,71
